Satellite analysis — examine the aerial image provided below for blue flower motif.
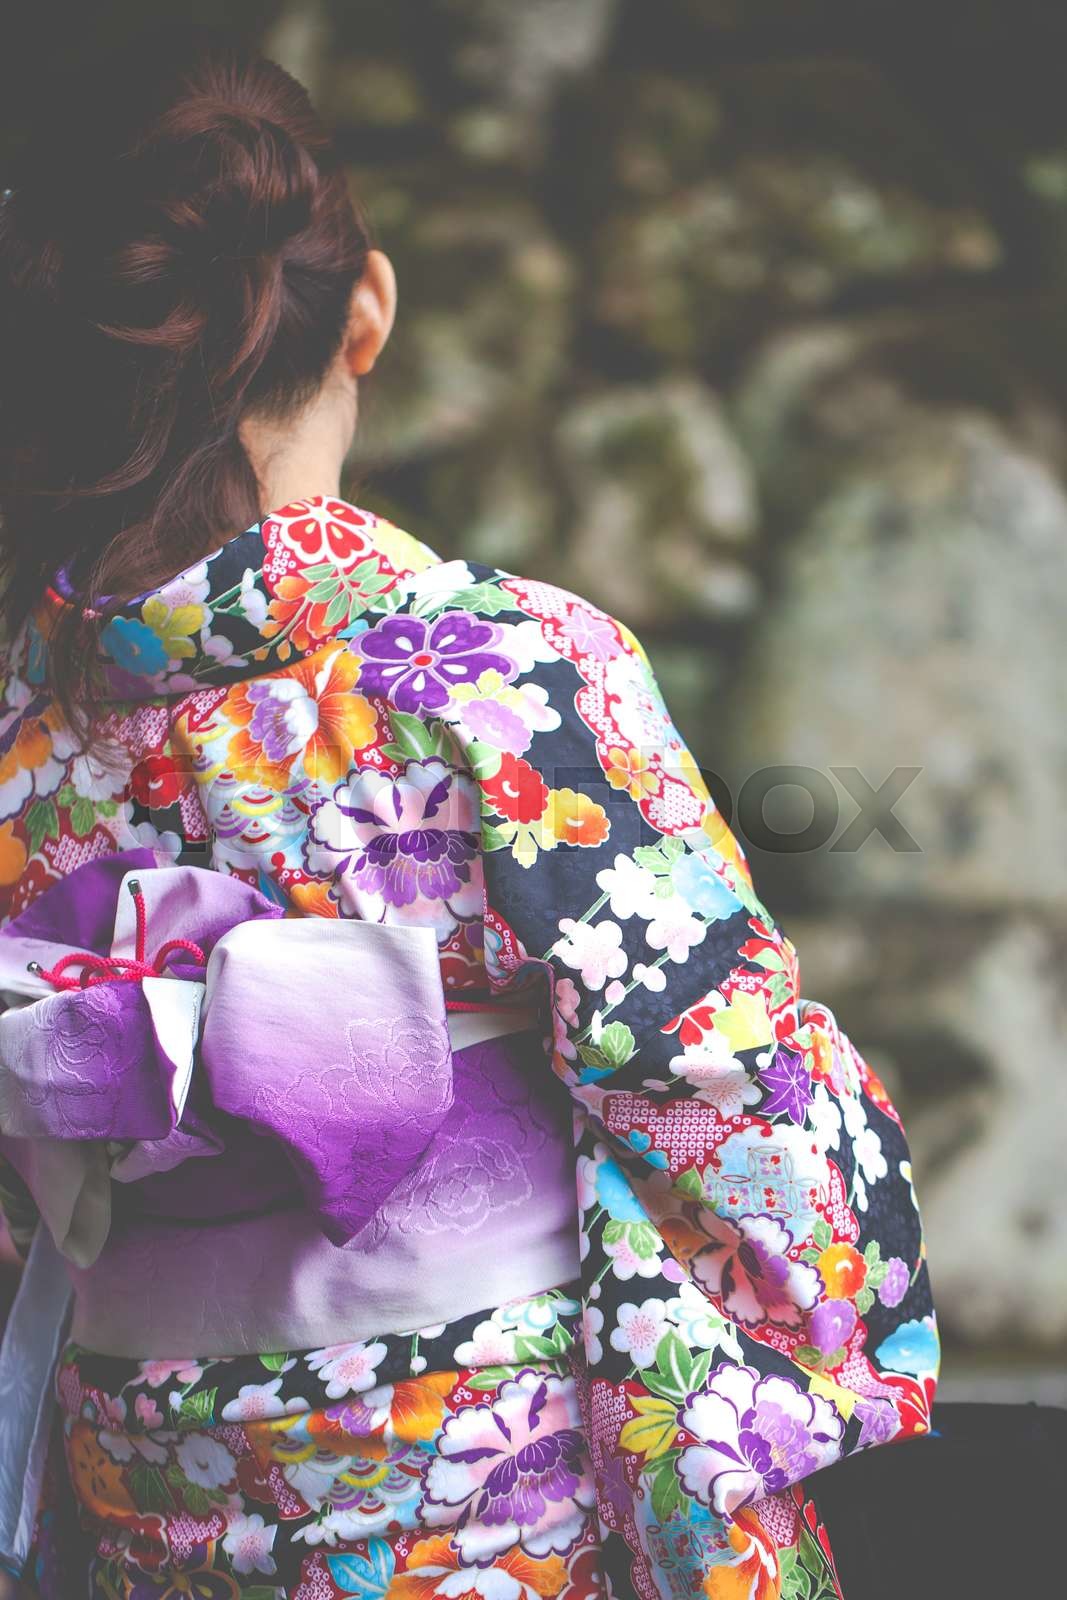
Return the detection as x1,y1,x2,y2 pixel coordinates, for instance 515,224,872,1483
327,1538,396,1598
875,1316,940,1377
595,1156,649,1221
671,853,741,922
101,616,168,678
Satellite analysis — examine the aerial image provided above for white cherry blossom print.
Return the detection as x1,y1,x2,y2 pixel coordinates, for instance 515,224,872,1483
305,1340,388,1399
610,1299,669,1368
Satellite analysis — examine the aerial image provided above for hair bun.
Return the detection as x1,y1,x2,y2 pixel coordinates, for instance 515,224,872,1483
146,97,319,263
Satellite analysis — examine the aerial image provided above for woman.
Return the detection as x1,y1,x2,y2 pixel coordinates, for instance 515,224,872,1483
0,30,936,1600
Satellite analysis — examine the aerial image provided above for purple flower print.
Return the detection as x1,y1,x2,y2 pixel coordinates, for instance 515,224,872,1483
809,1298,858,1356
461,695,531,754
878,1256,910,1309
305,757,482,939
854,1395,902,1450
244,677,317,766
757,1043,814,1125
420,1369,595,1560
352,611,516,713
679,1365,844,1517
690,1211,820,1331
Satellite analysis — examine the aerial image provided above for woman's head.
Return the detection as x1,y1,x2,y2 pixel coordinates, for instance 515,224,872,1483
0,26,394,712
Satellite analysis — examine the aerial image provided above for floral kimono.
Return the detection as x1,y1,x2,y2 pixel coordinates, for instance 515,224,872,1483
0,496,937,1599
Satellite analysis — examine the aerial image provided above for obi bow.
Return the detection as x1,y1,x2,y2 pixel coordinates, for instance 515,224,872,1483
0,851,456,1265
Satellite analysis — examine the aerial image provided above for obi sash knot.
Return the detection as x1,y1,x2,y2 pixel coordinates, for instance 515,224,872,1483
0,851,456,1263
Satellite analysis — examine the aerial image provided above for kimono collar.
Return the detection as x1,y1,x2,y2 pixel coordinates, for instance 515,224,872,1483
34,495,439,703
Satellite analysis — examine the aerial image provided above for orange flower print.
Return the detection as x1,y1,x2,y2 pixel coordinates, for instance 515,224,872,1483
545,787,610,847
261,572,348,656
605,745,660,801
224,647,377,791
66,1421,137,1522
704,1506,781,1600
391,1534,567,1598
385,1372,457,1444
0,693,70,820
0,821,27,886
817,1242,867,1300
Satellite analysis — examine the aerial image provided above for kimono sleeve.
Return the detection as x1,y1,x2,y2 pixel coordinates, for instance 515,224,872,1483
466,572,936,1439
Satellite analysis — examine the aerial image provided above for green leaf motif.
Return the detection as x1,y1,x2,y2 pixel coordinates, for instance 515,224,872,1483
598,1021,635,1067
464,1364,524,1390
854,1287,875,1315
424,581,515,618
647,1329,699,1404
324,590,352,628
812,1218,833,1252
577,1044,610,1071
177,1387,218,1428
384,711,436,760
603,1218,659,1258
643,1449,686,1522
674,1166,705,1200
515,1326,569,1361
26,798,59,856
259,1351,291,1373
468,740,503,780
480,822,508,853
70,796,97,838
128,1463,175,1515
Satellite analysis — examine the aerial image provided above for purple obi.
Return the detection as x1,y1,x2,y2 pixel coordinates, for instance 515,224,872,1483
0,853,579,1356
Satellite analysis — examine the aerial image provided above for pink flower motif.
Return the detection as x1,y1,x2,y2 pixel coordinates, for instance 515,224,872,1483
136,1358,203,1388
559,607,621,662
221,1377,309,1422
554,918,627,991
305,1339,388,1399
97,1393,169,1466
134,1393,164,1429
610,1298,668,1368
222,1511,278,1576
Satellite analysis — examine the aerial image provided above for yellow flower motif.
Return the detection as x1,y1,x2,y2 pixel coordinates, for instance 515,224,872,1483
618,1393,679,1460
605,745,660,801
373,516,438,575
545,787,609,847
711,990,774,1053
808,1372,858,1421
141,596,205,661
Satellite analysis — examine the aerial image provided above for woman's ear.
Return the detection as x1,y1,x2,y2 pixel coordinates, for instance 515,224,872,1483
342,249,397,378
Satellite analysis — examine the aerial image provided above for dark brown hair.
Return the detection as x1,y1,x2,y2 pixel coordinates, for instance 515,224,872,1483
0,26,369,720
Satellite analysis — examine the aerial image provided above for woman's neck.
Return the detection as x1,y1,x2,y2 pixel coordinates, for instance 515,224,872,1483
240,366,357,514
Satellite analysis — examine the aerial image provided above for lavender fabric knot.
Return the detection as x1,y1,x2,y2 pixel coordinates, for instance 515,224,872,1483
0,851,456,1260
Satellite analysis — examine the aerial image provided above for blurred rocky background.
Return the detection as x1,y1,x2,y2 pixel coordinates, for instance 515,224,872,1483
4,0,1066,1391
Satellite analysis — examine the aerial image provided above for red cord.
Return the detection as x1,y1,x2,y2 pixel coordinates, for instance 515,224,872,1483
445,998,504,1013
29,880,206,993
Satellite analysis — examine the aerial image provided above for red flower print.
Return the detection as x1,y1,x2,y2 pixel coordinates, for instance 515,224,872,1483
261,497,376,591
483,753,549,823
128,754,183,810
